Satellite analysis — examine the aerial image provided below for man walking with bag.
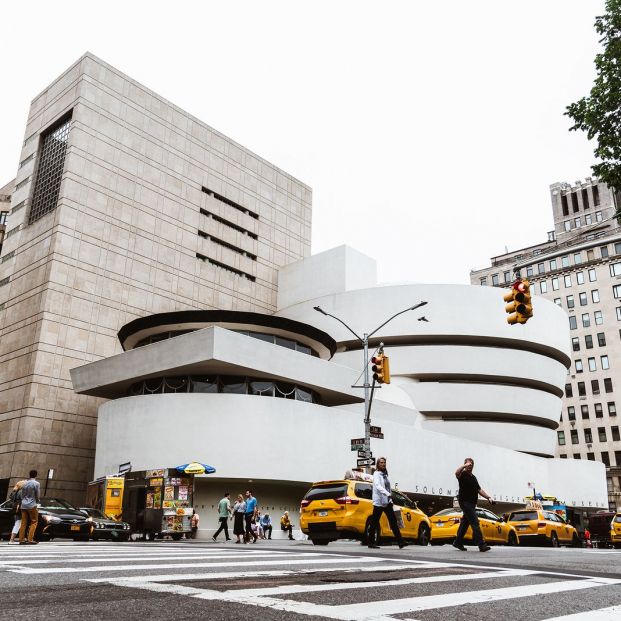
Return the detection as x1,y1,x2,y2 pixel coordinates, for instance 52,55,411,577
367,457,407,549
453,457,494,553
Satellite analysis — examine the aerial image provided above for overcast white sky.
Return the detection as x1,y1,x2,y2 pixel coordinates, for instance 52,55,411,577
0,1,606,284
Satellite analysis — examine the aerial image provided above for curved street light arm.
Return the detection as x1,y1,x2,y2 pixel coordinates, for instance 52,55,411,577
313,306,363,342
367,301,428,338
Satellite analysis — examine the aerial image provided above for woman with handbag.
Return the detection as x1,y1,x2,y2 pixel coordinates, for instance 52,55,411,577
232,494,246,544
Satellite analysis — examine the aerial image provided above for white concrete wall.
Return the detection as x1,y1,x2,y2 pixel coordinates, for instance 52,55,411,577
277,245,378,310
95,393,608,509
275,276,570,456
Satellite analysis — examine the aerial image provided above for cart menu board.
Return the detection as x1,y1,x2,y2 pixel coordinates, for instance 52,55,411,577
161,477,192,510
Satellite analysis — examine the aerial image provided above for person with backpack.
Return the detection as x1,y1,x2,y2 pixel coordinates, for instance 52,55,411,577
8,480,26,545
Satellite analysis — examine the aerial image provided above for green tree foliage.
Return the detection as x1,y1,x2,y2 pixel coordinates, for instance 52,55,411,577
566,0,621,201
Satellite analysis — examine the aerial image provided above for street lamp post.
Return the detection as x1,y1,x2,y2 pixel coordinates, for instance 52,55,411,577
314,301,428,471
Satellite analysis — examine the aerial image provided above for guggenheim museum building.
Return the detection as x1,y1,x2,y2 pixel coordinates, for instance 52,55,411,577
71,244,607,519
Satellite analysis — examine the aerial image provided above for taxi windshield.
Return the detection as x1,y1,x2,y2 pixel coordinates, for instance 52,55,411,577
614,515,621,523
433,509,461,517
509,511,538,521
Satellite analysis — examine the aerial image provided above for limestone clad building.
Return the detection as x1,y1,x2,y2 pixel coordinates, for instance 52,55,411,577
0,53,311,502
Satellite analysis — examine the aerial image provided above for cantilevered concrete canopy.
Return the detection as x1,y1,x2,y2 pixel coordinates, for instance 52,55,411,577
70,326,363,406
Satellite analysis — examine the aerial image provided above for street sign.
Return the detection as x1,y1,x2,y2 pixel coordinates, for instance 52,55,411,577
351,438,365,451
370,432,384,439
357,458,374,467
370,425,382,434
358,449,373,459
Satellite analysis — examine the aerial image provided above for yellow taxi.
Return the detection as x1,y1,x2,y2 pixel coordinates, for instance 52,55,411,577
299,479,431,546
429,507,519,546
611,513,621,549
507,508,580,547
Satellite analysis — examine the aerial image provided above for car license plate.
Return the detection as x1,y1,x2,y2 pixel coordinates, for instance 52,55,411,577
318,510,328,517
71,525,81,531
517,525,527,530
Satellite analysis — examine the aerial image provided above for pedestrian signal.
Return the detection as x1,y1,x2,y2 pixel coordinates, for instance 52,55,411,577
371,353,391,384
504,279,533,325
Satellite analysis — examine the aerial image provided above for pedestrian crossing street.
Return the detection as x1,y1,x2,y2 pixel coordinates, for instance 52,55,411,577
1,542,620,620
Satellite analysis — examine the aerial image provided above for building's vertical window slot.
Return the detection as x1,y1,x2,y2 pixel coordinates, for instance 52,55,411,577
561,194,569,216
28,113,72,224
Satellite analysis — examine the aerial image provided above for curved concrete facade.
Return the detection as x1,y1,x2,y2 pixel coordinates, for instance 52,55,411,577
276,282,570,457
94,393,604,509
74,245,608,513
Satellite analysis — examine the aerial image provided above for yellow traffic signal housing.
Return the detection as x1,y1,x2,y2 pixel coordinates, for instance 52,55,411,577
371,353,391,384
504,279,533,325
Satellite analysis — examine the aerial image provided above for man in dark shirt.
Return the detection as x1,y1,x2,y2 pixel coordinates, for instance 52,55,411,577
453,458,495,552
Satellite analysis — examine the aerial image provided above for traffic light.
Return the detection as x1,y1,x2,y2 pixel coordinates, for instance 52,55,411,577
371,353,391,384
504,279,533,325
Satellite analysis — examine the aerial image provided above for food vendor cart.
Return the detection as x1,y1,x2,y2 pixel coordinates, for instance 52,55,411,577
123,462,215,540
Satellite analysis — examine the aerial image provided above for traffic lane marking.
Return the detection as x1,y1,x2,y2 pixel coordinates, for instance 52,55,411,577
216,568,536,598
0,551,304,565
9,554,392,574
84,562,449,583
350,577,621,618
90,577,621,621
541,605,621,620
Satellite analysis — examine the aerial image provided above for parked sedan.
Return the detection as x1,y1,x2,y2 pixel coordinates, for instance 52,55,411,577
79,507,131,541
0,497,91,541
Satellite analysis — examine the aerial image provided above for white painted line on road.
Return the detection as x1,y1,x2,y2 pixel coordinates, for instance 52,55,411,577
227,568,536,598
10,554,386,574
0,547,282,557
85,562,448,583
350,577,621,618
541,605,621,620
0,550,296,565
111,576,621,621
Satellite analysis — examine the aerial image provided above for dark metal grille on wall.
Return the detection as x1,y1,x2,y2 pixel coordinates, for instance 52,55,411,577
28,114,72,224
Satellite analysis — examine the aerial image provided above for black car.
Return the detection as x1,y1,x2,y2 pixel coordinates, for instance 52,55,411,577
0,497,91,541
79,507,131,541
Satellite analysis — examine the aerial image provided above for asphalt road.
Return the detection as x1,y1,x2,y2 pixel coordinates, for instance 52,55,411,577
1,539,620,620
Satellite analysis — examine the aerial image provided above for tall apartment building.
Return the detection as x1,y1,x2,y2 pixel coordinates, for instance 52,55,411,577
471,177,621,511
0,53,311,503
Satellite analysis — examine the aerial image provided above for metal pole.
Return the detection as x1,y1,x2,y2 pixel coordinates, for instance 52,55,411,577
362,333,371,473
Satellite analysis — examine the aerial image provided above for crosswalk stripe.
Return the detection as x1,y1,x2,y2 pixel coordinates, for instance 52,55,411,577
9,554,386,574
85,562,449,584
103,575,621,621
0,551,298,565
540,606,621,620
345,577,621,618
225,568,536,598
